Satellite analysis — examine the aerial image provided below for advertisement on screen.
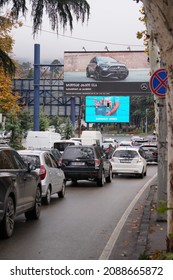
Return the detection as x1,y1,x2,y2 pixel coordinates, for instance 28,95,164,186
64,51,150,95
85,96,130,123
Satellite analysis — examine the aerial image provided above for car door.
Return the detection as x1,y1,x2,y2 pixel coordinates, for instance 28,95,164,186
12,150,37,210
49,153,64,192
1,150,26,213
44,153,60,194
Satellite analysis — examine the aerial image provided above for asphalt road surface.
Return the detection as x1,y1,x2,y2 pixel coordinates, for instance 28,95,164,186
0,165,157,260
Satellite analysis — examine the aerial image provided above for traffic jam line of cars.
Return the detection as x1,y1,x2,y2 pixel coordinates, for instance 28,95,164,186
0,135,158,238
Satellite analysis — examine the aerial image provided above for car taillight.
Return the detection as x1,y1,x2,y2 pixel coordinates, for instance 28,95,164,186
58,158,62,166
39,165,46,180
95,159,101,167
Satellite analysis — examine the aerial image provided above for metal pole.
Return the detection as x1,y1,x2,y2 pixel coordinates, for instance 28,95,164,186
34,44,40,131
145,109,148,134
71,97,75,127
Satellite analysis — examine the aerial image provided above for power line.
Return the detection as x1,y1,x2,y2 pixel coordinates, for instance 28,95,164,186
23,24,144,48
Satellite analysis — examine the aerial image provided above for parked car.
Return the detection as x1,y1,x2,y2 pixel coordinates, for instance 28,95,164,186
18,150,66,205
60,145,112,186
0,146,42,238
110,146,147,178
86,56,129,80
140,143,158,164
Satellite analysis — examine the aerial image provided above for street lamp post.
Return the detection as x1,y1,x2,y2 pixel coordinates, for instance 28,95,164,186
145,109,149,134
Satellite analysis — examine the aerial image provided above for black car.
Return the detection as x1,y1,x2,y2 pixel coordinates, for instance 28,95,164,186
60,145,112,186
140,143,158,164
86,56,129,80
0,146,42,238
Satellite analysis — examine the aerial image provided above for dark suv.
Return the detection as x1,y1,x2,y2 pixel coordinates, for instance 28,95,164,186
86,56,129,80
60,145,112,186
0,146,42,238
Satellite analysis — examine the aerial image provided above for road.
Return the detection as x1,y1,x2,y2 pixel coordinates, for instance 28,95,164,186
0,165,157,260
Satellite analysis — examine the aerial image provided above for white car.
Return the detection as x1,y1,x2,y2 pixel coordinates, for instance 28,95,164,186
110,146,147,178
18,150,66,204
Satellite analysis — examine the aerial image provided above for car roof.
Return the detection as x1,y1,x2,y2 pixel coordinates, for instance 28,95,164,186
18,149,49,155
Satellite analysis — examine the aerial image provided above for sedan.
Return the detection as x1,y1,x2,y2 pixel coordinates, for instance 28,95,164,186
18,150,66,205
110,146,147,178
0,146,42,238
86,56,129,80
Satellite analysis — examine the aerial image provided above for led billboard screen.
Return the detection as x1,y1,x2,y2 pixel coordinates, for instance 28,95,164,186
85,96,130,123
64,51,150,95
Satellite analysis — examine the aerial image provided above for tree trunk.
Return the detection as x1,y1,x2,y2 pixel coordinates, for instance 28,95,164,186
143,0,173,251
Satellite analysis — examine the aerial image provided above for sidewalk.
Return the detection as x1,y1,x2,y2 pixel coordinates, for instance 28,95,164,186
109,181,167,260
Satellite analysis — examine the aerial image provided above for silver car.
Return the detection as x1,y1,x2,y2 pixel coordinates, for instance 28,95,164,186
18,150,66,205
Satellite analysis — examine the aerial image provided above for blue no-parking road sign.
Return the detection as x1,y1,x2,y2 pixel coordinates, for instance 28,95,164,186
149,68,168,97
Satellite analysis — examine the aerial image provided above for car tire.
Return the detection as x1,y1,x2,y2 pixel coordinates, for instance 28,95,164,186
58,181,66,198
106,167,112,183
94,69,101,80
139,169,144,179
97,171,105,187
0,196,15,238
43,186,51,205
25,186,42,220
86,69,90,77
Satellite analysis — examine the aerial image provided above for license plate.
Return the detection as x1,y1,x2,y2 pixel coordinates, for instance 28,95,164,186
120,159,131,163
71,162,85,166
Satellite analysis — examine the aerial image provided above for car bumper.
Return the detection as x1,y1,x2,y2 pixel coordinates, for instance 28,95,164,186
111,162,144,174
62,168,101,181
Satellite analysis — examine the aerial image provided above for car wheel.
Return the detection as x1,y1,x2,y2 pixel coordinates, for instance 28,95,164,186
43,186,51,205
0,196,15,238
97,171,105,187
139,169,144,179
86,69,90,77
25,186,42,220
106,167,112,183
94,70,101,80
58,181,66,198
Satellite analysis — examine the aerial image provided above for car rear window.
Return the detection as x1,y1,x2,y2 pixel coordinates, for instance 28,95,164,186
63,147,94,160
54,142,75,152
113,150,138,159
20,155,40,168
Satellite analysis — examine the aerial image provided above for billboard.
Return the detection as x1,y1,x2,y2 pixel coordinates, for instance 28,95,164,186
85,96,130,123
64,51,150,95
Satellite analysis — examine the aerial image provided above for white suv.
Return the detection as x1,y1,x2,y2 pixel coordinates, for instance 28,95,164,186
110,146,147,178
18,150,66,204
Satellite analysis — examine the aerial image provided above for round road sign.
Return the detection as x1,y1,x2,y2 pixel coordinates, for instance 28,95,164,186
149,68,168,97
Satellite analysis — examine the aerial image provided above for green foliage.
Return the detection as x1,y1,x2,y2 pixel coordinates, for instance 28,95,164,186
157,200,173,214
39,110,50,131
62,117,74,139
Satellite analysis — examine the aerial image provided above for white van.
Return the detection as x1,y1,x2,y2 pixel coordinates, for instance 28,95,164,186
53,139,81,154
25,131,61,149
80,130,103,146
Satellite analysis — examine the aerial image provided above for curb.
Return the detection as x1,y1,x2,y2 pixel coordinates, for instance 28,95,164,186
134,184,157,259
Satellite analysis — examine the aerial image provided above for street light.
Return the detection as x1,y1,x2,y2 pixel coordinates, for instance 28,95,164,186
145,109,149,134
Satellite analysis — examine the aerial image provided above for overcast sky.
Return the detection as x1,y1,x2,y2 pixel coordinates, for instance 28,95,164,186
8,0,144,63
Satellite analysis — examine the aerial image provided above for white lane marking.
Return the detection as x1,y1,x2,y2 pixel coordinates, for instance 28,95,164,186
99,173,157,260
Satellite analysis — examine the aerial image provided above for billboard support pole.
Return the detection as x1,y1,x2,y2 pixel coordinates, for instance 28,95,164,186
71,97,75,127
34,44,40,131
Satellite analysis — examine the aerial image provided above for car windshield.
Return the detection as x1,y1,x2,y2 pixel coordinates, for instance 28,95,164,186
113,150,139,159
63,147,94,160
97,56,118,63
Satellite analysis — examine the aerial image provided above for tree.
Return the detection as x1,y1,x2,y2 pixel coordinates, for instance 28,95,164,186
136,0,173,252
0,0,90,35
0,12,21,114
0,12,22,76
